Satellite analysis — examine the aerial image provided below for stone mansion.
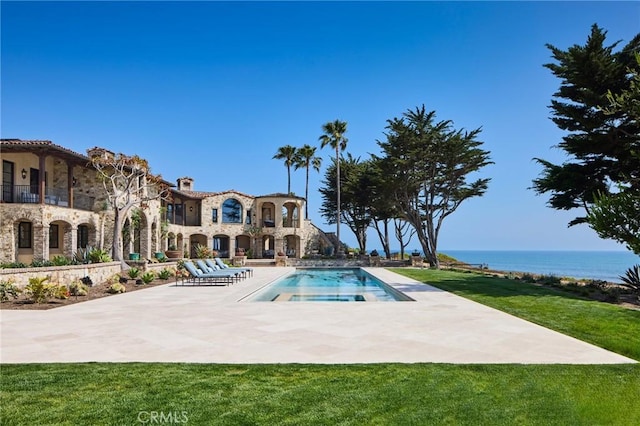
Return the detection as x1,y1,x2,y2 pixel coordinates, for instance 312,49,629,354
0,139,333,264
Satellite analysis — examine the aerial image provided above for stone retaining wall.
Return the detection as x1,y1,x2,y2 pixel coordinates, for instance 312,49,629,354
0,260,182,288
0,262,122,288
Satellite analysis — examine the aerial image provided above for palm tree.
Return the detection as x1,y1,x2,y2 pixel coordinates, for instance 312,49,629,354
272,145,298,195
294,144,322,219
319,119,348,256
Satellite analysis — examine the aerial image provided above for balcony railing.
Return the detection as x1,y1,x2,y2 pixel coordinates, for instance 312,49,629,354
167,215,201,227
0,185,95,211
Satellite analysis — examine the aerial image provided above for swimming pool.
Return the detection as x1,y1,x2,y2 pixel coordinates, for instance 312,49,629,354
244,268,413,302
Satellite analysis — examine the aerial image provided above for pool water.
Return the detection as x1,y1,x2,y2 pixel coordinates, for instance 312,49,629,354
245,268,413,302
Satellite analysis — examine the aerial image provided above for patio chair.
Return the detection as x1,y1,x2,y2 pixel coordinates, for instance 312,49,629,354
195,259,243,280
180,261,235,286
212,257,254,277
196,259,245,283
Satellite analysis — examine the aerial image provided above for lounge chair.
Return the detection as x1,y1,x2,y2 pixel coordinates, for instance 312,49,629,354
195,259,243,282
212,257,254,277
196,259,243,278
180,261,235,286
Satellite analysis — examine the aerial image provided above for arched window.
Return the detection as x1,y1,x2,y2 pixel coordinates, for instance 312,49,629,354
222,198,242,223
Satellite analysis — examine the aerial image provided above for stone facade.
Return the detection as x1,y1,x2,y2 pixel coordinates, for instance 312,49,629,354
0,140,332,266
164,184,330,259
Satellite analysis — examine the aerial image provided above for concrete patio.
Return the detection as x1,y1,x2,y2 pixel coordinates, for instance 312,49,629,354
0,267,635,364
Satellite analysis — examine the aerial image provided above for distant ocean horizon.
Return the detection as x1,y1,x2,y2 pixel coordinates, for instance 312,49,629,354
373,249,639,283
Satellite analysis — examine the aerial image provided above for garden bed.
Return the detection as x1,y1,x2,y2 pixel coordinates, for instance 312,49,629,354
0,276,177,310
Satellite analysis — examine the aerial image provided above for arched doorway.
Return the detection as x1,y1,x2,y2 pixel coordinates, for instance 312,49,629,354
235,235,250,255
283,234,300,258
261,235,275,258
212,234,230,258
282,202,300,228
261,202,275,227
190,233,207,258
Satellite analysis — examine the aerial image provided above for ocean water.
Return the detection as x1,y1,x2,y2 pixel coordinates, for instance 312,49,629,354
441,250,640,283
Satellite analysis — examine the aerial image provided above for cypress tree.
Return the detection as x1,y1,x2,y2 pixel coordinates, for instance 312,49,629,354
532,24,640,226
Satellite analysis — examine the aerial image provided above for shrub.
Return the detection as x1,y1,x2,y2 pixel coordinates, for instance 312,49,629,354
619,264,640,294
586,280,608,292
158,269,173,280
0,279,21,302
89,248,112,263
194,243,211,259
520,273,536,283
31,258,54,268
69,281,89,296
539,274,561,285
73,247,91,264
106,283,126,294
127,267,140,279
0,262,28,269
24,277,54,304
604,286,622,303
141,271,155,284
51,283,70,300
52,255,71,266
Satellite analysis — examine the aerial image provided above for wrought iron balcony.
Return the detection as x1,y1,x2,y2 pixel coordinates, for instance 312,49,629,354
0,185,95,211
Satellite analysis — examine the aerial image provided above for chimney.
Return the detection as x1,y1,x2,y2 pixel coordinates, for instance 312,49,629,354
177,177,194,191
87,147,115,161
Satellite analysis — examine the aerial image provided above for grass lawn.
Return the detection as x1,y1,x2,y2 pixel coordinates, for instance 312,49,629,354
2,268,639,425
1,363,639,425
392,268,640,361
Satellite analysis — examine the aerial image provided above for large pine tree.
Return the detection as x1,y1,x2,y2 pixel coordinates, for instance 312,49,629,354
532,24,640,226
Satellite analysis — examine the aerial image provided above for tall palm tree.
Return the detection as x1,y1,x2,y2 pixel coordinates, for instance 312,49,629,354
294,144,322,219
319,119,348,256
272,145,298,195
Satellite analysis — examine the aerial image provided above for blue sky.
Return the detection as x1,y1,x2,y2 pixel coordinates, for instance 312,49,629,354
2,1,638,251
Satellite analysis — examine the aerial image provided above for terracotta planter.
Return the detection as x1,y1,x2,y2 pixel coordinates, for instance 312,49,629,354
165,250,182,259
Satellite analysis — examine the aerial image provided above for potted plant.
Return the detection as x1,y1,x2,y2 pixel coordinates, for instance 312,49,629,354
369,249,381,267
411,249,424,267
128,252,140,261
275,251,287,266
165,244,182,259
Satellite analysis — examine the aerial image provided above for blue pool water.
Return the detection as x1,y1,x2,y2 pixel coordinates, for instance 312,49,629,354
246,268,412,302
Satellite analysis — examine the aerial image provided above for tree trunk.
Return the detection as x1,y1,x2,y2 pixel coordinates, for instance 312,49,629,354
112,209,124,262
425,227,440,269
336,146,342,257
414,220,440,269
305,166,309,219
356,228,366,252
372,219,391,259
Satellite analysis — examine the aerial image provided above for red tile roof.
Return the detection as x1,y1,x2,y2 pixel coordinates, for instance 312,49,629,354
1,139,89,161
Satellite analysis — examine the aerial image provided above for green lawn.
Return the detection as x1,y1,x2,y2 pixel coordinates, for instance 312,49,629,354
392,268,640,361
1,363,639,425
2,268,639,425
